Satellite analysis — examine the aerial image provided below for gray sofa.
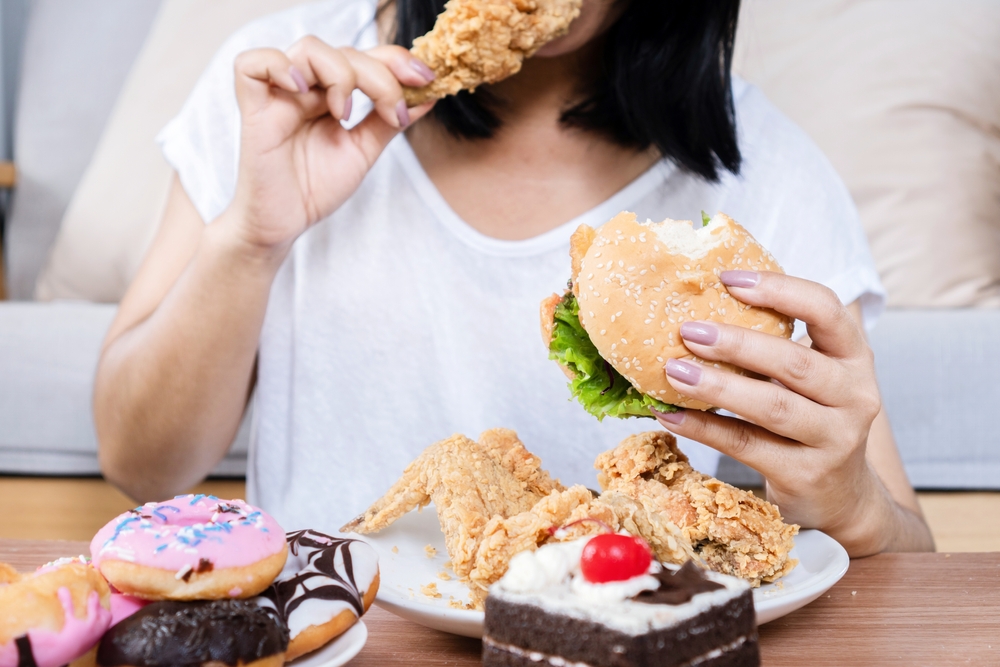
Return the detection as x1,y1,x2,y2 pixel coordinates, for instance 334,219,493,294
1,0,997,488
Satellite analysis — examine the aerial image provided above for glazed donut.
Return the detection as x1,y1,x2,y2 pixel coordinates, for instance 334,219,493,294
95,600,288,667
255,530,379,661
90,495,287,601
0,558,111,667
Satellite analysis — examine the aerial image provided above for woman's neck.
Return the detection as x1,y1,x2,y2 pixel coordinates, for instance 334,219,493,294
405,45,659,241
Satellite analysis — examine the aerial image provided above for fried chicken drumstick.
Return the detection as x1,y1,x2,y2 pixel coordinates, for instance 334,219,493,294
595,432,799,586
403,0,583,106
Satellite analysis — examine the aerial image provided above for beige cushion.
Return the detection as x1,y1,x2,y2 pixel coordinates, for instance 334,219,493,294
36,0,310,302
734,0,1000,308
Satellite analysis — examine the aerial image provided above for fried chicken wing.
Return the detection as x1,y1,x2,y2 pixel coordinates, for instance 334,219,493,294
341,429,566,596
403,0,582,106
595,432,799,586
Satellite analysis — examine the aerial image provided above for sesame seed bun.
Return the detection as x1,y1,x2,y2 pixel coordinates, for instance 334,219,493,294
569,212,793,411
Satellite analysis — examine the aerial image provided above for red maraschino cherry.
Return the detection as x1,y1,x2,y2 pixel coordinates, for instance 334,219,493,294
580,533,653,583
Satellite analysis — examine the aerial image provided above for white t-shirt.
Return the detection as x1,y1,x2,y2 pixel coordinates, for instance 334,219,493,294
158,0,885,533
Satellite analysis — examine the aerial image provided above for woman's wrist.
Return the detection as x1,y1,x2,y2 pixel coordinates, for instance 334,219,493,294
208,208,293,272
820,462,933,556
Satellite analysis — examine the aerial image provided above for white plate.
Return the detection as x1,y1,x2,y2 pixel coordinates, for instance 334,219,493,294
353,504,849,637
286,620,368,667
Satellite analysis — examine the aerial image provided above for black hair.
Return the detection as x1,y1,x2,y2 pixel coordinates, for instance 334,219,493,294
390,0,742,182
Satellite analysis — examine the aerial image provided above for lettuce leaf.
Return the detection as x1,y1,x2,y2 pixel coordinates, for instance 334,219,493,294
548,292,677,421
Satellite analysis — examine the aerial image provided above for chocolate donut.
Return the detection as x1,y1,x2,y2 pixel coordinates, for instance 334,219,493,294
255,530,379,660
95,600,287,667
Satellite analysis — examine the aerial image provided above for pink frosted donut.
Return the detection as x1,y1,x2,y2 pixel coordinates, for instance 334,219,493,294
0,557,112,667
90,494,288,601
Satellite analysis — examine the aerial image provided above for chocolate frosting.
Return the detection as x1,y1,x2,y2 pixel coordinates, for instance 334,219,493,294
257,530,367,621
632,561,724,605
14,636,36,667
96,600,288,667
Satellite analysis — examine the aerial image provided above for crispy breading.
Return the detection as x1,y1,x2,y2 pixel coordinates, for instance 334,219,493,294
403,0,582,106
595,492,695,565
595,432,799,586
467,485,613,605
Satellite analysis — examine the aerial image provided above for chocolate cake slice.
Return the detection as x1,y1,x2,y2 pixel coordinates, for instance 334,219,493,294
483,538,758,667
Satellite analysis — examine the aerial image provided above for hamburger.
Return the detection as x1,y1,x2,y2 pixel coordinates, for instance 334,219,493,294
541,212,793,419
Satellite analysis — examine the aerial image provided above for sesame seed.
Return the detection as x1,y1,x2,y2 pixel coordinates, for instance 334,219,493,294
611,343,617,350
611,314,616,322
619,260,624,268
645,319,653,324
616,311,623,317
600,329,607,335
587,273,594,279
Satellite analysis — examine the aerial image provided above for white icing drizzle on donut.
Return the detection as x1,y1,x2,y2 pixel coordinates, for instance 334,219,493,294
255,530,378,639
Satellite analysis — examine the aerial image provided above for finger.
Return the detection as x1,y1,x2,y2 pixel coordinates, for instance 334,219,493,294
339,47,416,128
364,45,438,89
345,99,436,165
678,320,850,406
720,271,867,359
663,358,833,445
233,48,304,112
286,36,357,120
651,407,799,477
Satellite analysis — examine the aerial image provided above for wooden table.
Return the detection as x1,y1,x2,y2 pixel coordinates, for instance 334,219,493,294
3,540,998,666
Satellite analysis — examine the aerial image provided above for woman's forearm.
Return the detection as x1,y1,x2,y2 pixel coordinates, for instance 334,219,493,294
94,213,287,501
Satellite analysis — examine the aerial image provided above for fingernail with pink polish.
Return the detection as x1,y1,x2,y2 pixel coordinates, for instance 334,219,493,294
680,321,719,346
720,270,760,288
289,66,309,94
408,57,436,83
666,359,702,386
342,95,353,122
396,99,411,128
651,407,686,425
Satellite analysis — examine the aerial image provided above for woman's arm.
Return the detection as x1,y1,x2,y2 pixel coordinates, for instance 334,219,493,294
94,179,282,501
653,271,934,555
95,39,435,501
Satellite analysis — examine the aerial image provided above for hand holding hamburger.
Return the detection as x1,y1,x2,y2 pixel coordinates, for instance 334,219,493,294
542,211,929,556
542,211,792,418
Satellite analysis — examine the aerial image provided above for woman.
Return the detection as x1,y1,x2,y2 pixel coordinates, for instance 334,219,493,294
93,0,933,555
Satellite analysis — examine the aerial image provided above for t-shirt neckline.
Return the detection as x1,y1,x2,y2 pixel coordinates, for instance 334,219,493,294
390,135,675,257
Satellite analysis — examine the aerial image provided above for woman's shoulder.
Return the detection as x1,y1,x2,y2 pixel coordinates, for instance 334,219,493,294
730,76,846,198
